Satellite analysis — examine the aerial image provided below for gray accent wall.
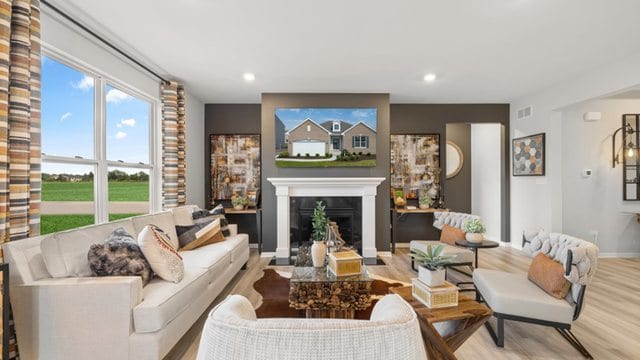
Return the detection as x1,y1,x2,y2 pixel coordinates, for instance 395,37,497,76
261,94,391,253
445,123,472,214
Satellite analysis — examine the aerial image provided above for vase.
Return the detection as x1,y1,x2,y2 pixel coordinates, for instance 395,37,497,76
418,266,445,287
465,233,484,243
233,204,245,211
311,241,327,267
419,203,430,210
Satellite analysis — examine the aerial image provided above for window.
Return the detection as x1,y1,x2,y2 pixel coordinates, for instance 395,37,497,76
41,52,157,234
352,135,369,149
332,122,340,132
306,124,311,132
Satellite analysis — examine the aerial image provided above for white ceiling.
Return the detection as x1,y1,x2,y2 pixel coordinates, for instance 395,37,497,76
53,0,640,104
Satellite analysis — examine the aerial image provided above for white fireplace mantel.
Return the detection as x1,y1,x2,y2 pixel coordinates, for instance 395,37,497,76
267,177,385,260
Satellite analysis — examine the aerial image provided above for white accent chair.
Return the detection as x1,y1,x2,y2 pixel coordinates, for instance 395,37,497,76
196,294,427,360
473,231,598,359
409,212,479,272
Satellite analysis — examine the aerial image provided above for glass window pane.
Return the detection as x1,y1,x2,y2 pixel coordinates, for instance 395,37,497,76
106,84,150,164
41,163,95,234
108,167,149,220
42,56,95,159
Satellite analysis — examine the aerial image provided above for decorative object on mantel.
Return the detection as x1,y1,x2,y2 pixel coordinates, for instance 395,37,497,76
615,114,639,200
390,134,441,201
512,133,545,176
446,141,464,179
410,244,455,287
462,218,486,243
311,201,329,267
210,134,261,204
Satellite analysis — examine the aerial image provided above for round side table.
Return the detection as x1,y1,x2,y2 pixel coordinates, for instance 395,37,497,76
454,239,499,268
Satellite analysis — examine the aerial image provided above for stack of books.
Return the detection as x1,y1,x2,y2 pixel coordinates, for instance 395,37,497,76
411,278,459,309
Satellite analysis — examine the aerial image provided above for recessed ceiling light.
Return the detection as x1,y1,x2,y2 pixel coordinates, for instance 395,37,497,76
423,73,437,82
243,72,255,82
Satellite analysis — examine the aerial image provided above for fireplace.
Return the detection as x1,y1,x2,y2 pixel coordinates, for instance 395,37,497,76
267,177,385,263
290,197,362,253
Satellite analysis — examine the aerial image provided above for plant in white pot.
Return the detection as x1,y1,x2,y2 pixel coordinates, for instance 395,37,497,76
231,196,248,211
410,245,455,287
310,201,329,267
462,218,486,243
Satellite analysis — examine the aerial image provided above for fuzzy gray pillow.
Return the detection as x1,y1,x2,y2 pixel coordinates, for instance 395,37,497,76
88,227,153,286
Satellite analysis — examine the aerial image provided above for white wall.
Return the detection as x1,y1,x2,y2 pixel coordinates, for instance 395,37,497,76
471,124,502,241
42,11,206,209
560,99,640,256
510,50,640,248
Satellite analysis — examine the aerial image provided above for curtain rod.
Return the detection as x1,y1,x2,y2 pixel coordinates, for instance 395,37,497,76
41,0,169,84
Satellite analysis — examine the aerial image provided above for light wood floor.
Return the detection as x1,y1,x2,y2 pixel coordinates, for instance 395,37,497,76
165,247,640,360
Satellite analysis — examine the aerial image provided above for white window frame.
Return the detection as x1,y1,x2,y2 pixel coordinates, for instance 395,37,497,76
41,45,162,225
332,122,340,132
352,135,369,149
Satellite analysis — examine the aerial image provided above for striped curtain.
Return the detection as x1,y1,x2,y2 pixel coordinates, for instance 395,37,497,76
0,0,41,358
160,81,186,209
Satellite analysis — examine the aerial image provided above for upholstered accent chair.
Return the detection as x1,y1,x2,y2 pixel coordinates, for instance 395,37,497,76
409,212,479,273
196,294,427,360
473,231,598,359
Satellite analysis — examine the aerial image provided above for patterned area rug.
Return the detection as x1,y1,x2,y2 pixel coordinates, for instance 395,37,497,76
253,269,407,319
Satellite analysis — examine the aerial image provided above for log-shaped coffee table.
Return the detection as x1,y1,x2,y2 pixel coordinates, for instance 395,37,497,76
289,266,373,319
391,286,492,360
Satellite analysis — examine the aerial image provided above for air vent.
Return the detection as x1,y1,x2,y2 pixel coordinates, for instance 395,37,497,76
517,106,533,120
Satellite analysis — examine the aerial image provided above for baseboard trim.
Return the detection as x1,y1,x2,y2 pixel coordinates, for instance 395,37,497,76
599,252,640,258
394,243,410,248
249,243,259,249
377,251,392,257
260,252,276,258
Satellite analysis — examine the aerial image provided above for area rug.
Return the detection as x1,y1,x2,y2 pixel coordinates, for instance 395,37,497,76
253,269,407,320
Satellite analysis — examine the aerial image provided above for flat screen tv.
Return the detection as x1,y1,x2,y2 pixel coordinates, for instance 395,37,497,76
275,108,377,167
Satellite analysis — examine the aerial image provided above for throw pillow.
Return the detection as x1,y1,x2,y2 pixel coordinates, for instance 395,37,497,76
210,203,231,237
528,253,571,299
171,206,195,227
138,225,184,283
440,224,465,246
178,218,225,251
87,228,154,286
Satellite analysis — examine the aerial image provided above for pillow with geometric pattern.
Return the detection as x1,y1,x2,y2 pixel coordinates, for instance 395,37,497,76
138,225,184,283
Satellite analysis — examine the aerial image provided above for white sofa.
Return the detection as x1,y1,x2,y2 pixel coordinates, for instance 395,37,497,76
2,207,250,360
196,294,427,360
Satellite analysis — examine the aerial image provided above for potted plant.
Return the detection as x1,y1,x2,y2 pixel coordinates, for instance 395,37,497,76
462,218,486,243
418,195,433,210
310,201,329,267
231,196,248,211
410,244,454,287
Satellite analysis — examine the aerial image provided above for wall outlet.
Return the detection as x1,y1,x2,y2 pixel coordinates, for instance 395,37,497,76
589,230,599,244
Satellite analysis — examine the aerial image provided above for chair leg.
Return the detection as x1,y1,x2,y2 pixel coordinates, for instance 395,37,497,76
485,317,504,348
555,328,594,359
411,259,417,272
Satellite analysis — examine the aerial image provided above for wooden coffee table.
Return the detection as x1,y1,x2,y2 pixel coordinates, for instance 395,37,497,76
391,286,492,360
289,266,373,319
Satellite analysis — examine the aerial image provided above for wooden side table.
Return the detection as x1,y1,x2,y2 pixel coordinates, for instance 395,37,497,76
454,240,499,268
391,286,492,360
289,266,373,319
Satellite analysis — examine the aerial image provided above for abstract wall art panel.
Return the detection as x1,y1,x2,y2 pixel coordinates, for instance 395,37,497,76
512,133,545,176
210,134,261,203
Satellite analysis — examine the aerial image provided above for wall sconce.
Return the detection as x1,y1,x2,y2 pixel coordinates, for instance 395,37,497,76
612,123,635,167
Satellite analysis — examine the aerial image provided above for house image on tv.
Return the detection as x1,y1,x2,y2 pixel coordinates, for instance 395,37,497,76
284,118,376,156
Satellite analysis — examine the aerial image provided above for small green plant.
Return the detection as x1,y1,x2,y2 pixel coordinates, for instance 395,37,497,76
410,244,455,271
358,151,363,155
231,196,248,208
462,218,486,234
315,153,320,157
305,153,310,158
419,196,433,207
296,153,301,158
325,152,330,157
366,152,371,156
336,155,343,161
278,151,289,158
311,201,329,242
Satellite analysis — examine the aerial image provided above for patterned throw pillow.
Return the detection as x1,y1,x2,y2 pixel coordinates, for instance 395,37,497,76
138,225,184,283
177,218,225,251
87,228,154,286
209,203,231,237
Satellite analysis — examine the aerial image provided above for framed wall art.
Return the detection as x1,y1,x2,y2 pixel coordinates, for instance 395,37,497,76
512,133,545,176
390,134,441,199
210,134,261,204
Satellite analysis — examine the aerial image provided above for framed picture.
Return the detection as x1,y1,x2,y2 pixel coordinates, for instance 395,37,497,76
210,134,261,204
390,134,441,199
512,133,545,176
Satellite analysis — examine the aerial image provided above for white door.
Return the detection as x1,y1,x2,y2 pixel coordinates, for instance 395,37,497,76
292,141,325,156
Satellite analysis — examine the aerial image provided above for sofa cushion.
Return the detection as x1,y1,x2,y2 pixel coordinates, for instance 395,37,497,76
41,218,136,278
132,211,179,249
138,225,184,283
180,243,231,270
133,266,210,333
474,268,575,325
440,225,465,246
410,240,473,264
528,253,571,299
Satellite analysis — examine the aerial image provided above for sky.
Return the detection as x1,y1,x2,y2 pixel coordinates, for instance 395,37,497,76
275,108,377,131
41,55,150,175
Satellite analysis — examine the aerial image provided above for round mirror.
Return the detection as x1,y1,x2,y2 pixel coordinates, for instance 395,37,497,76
446,141,463,179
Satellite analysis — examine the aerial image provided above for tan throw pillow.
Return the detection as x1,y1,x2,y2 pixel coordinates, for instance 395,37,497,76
179,218,225,251
528,253,571,299
138,225,184,283
440,224,465,246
